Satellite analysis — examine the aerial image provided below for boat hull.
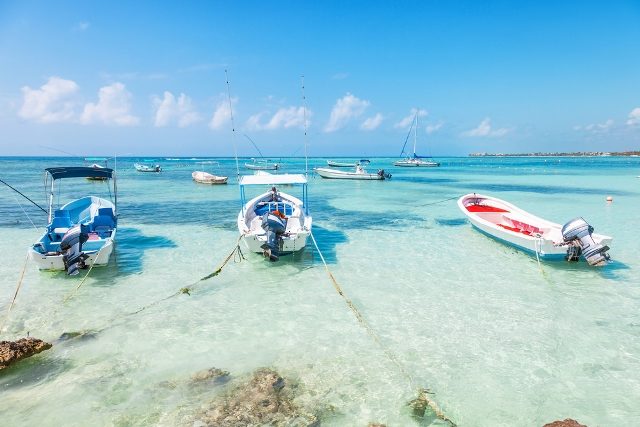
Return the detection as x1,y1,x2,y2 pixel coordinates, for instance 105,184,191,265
237,189,312,256
314,167,384,180
192,171,228,184
28,234,115,270
458,193,612,262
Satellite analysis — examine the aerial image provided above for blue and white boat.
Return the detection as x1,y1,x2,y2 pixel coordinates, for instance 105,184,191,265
237,174,311,261
28,167,118,275
458,193,612,266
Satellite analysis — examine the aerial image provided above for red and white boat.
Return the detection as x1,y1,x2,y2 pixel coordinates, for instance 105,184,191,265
458,193,612,266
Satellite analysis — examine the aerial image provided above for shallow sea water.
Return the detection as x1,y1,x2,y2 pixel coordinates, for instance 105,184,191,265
1,156,639,426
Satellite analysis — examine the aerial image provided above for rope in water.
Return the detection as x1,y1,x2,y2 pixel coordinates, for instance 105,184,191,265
91,235,246,330
309,233,455,425
63,244,107,303
0,255,29,333
417,195,461,207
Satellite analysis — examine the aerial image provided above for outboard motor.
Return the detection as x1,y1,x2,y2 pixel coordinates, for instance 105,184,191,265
60,224,89,275
377,169,392,180
561,217,610,266
260,212,287,262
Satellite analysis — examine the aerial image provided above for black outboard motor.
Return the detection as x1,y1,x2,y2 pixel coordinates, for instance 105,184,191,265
60,224,89,275
261,212,287,262
377,169,392,180
561,217,610,266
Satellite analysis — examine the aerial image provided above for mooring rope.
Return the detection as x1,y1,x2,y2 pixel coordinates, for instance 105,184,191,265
0,254,29,333
309,233,455,425
417,195,461,207
62,245,106,303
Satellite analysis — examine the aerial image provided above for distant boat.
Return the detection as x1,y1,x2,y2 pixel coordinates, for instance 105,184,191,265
29,167,118,275
84,157,110,180
134,162,161,172
458,193,612,266
245,158,280,170
327,159,370,167
314,163,391,180
237,174,311,261
327,160,356,167
394,112,440,167
192,161,228,185
192,171,228,185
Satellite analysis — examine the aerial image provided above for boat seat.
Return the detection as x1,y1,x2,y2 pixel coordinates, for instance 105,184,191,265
90,212,115,237
254,202,294,217
466,204,509,213
49,210,72,231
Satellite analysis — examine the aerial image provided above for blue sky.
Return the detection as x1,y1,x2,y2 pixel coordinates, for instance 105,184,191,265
1,1,639,156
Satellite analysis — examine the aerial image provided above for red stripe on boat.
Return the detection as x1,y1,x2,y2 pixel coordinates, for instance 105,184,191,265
466,204,509,213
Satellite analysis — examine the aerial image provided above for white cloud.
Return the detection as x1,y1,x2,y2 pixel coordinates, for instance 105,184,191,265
19,76,79,123
394,108,428,129
462,118,509,137
153,91,200,127
627,108,640,126
246,107,309,131
324,93,370,132
425,122,443,134
332,72,349,80
209,96,237,130
81,82,139,126
74,21,90,32
361,113,383,130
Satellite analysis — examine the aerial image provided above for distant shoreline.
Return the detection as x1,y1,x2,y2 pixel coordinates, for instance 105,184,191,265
469,151,640,157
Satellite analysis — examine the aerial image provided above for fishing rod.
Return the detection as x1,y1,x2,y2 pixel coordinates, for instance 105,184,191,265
0,178,48,214
225,69,241,179
243,134,266,158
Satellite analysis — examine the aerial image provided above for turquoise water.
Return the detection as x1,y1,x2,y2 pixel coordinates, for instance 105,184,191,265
1,156,639,426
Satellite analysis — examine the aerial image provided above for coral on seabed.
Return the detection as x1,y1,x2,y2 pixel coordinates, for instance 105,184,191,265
0,337,52,370
543,419,588,427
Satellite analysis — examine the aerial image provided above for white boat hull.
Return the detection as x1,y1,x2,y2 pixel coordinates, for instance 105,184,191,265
192,171,228,184
237,190,312,255
314,167,384,180
29,233,115,271
394,159,440,167
458,193,612,262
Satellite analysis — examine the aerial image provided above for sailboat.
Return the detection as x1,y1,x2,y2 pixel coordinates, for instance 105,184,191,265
394,112,440,167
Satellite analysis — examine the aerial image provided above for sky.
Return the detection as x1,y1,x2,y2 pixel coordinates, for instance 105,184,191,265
0,1,639,157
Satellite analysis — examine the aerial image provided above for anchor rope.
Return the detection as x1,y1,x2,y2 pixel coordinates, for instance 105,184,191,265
417,195,461,207
0,254,29,333
82,235,246,332
309,233,455,426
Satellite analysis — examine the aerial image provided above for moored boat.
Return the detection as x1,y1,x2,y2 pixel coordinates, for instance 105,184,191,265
458,193,612,266
245,158,280,170
192,171,228,184
134,162,161,172
237,174,311,261
394,111,440,167
28,167,118,275
314,164,390,180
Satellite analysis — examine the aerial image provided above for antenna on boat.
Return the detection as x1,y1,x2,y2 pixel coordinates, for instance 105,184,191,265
301,75,309,177
225,69,240,179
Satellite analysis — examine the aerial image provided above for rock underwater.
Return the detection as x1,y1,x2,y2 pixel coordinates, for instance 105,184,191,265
193,367,318,426
0,337,52,370
542,419,588,427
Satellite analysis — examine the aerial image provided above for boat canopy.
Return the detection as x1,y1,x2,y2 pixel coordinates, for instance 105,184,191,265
239,173,307,186
46,166,115,180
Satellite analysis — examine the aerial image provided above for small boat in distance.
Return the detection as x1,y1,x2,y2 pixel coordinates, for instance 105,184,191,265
192,161,228,184
245,158,280,170
458,193,612,266
314,163,391,180
394,112,440,167
84,157,110,180
29,166,118,275
327,159,370,167
237,174,312,261
134,162,161,172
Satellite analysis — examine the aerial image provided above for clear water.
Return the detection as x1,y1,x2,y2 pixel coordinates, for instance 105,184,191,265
1,156,639,426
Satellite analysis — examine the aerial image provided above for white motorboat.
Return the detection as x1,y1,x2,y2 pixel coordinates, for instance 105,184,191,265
458,193,612,266
192,171,228,184
134,162,161,172
245,158,280,170
28,167,118,275
314,164,391,180
237,174,312,261
84,157,110,180
394,112,440,167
